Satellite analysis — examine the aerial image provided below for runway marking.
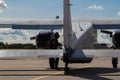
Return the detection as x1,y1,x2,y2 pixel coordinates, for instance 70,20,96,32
31,71,64,80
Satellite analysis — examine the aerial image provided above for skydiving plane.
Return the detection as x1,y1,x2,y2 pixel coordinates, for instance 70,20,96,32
1,0,120,74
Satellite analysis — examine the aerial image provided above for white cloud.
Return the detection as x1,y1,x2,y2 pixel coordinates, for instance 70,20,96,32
97,30,112,44
87,4,104,10
117,12,120,17
0,29,37,44
0,0,8,12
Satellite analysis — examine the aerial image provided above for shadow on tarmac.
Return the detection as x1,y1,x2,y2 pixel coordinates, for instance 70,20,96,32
67,67,120,80
0,67,120,80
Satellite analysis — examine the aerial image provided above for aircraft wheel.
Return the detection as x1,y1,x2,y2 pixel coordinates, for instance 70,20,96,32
112,57,118,68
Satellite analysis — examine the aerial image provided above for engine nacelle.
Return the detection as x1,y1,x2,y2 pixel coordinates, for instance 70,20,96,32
36,32,54,49
112,32,120,48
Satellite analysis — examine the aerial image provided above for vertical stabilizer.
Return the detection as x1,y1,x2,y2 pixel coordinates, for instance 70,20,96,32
63,0,72,49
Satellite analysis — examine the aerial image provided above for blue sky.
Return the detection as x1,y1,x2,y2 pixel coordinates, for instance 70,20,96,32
0,0,120,44
0,0,63,19
1,0,120,19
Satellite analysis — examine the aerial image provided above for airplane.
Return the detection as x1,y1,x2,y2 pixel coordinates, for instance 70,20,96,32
0,0,120,74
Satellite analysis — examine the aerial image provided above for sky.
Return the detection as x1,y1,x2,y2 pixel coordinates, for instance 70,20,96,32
1,0,120,19
0,0,120,44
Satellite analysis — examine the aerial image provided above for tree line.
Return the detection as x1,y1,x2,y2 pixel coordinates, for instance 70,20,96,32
0,42,36,49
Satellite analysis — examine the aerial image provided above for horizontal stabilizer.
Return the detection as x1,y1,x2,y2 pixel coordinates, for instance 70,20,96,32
0,49,63,59
71,49,120,58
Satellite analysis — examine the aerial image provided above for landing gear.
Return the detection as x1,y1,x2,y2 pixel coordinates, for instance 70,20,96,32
63,48,73,75
112,57,118,68
63,55,70,75
49,58,59,69
64,62,69,75
49,58,54,69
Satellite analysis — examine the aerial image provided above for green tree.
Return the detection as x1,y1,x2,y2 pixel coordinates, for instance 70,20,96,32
0,42,6,49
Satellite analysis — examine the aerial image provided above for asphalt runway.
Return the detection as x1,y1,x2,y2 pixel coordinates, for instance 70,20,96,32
0,58,120,80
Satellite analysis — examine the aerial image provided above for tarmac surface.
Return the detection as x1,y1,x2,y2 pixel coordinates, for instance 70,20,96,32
0,58,120,80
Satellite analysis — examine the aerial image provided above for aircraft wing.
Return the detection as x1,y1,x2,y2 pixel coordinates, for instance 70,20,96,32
1,18,120,30
0,18,63,29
